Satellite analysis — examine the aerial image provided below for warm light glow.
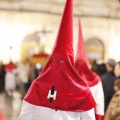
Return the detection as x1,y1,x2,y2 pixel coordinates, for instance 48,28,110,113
0,20,42,64
44,46,52,54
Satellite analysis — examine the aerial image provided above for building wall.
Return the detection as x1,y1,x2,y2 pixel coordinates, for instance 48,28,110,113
0,10,120,63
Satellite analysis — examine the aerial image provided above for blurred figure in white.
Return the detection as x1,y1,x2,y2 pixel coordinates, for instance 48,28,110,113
5,61,17,96
17,59,32,98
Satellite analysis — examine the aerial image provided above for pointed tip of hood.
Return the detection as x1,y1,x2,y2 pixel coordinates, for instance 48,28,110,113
52,0,73,60
76,19,88,63
75,18,101,87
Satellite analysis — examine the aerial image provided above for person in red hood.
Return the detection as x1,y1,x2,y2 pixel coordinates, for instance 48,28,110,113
5,61,17,96
18,0,96,120
75,19,104,120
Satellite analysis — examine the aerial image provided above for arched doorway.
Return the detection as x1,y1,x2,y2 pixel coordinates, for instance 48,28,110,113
21,31,50,68
85,38,105,62
21,31,44,61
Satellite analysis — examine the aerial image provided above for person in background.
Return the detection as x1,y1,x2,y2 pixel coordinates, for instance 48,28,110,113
89,59,99,74
101,59,116,112
17,59,33,98
5,61,18,96
114,61,120,79
0,61,6,92
97,63,107,76
24,59,32,92
104,79,120,120
75,19,104,120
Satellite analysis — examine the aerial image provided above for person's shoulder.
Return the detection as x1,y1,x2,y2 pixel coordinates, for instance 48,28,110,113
101,72,115,79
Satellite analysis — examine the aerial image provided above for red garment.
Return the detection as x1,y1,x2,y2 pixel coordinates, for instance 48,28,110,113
75,19,100,87
0,110,7,120
24,0,96,112
95,114,104,120
5,61,16,71
75,60,100,87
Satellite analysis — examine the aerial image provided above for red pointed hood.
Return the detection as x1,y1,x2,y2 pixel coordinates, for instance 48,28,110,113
24,0,96,112
76,18,88,64
51,0,74,66
5,61,16,71
75,18,100,87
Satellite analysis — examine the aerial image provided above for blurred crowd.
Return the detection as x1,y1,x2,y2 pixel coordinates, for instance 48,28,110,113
0,59,42,97
0,59,43,120
90,58,120,120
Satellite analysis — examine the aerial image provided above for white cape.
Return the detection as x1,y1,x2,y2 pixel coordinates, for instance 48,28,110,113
18,100,95,120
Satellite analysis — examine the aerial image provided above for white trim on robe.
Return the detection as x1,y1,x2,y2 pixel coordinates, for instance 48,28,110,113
90,81,104,115
18,100,95,120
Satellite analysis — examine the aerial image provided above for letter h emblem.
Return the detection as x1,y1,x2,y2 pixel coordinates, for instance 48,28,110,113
47,86,57,103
